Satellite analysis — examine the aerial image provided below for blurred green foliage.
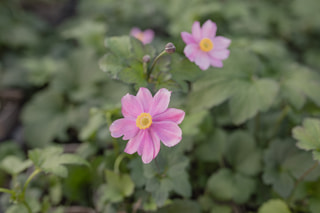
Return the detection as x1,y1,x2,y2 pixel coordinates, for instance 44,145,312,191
0,0,320,212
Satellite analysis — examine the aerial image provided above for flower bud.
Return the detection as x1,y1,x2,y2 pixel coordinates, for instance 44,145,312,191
165,42,176,54
142,55,151,63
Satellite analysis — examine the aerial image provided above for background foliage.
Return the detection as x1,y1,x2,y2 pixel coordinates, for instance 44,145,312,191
0,0,320,212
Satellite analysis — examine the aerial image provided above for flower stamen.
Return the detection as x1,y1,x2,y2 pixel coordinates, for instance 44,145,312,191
199,38,213,52
136,113,152,129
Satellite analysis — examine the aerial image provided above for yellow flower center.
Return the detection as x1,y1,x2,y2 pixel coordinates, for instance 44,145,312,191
136,113,152,129
199,38,214,52
136,32,144,41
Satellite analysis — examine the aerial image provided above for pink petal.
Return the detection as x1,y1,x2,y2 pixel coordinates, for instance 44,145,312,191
194,51,211,70
210,58,223,68
138,130,160,164
136,87,153,112
181,32,196,44
184,44,199,62
212,36,231,50
149,88,171,116
121,94,143,118
209,49,230,60
192,21,202,42
130,27,142,37
109,118,139,140
202,20,217,38
153,108,185,124
124,130,143,154
142,29,154,44
152,121,182,147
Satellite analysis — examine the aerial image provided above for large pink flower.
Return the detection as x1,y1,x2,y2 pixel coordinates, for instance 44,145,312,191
109,87,185,164
181,20,231,70
130,27,154,45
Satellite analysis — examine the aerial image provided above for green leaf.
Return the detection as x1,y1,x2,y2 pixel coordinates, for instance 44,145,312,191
261,139,319,198
210,203,232,213
281,64,320,109
195,129,227,162
28,146,88,178
188,49,279,124
157,200,201,213
207,168,256,203
119,62,148,88
0,156,32,175
258,199,291,213
229,79,279,124
292,118,320,151
143,148,191,206
103,170,135,203
225,131,262,176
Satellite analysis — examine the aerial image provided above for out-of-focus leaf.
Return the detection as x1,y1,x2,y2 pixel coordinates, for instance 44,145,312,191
195,129,227,162
157,199,201,213
258,199,291,213
188,49,279,124
207,168,256,204
28,146,88,178
292,118,320,161
102,170,135,203
225,131,262,176
280,64,320,109
0,156,32,176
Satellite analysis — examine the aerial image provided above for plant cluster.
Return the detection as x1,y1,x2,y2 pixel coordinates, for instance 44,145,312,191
0,0,320,213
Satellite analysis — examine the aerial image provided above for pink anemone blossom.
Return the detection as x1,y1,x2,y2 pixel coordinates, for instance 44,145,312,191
130,27,154,45
109,87,185,164
181,20,231,70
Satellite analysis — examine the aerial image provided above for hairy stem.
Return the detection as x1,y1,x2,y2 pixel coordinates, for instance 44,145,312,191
148,50,167,81
22,168,41,196
114,153,126,174
0,188,14,195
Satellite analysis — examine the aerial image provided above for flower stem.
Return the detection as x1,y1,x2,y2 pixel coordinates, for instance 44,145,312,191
22,168,41,196
114,153,126,174
287,161,318,205
0,188,14,195
148,50,167,81
22,200,32,213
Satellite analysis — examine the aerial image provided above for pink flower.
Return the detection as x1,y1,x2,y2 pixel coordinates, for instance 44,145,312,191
109,88,185,164
130,27,154,44
181,20,231,70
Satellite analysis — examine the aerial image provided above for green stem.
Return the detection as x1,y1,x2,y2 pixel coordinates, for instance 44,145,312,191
0,187,14,195
287,162,318,205
22,200,32,213
114,153,126,174
148,50,167,81
22,168,41,196
271,105,290,139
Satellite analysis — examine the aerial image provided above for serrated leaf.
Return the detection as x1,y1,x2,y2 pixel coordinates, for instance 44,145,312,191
0,156,32,175
188,49,279,124
103,170,135,203
207,168,256,203
28,146,88,178
292,118,320,151
229,79,279,124
143,148,191,206
263,140,299,197
258,199,291,213
281,64,320,109
225,131,262,176
195,129,227,162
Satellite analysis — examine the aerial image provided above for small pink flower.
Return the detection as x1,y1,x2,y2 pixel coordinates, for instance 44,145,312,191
181,20,231,70
109,87,185,164
130,27,154,44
